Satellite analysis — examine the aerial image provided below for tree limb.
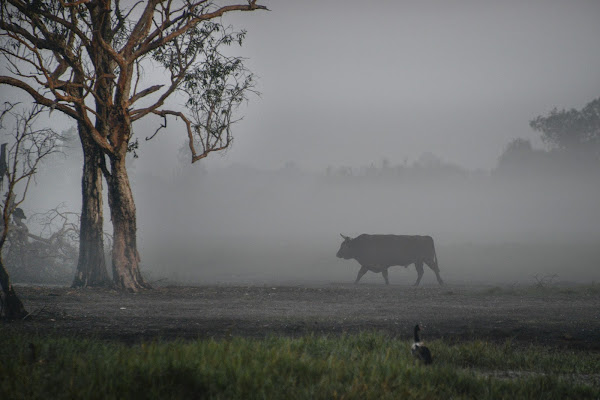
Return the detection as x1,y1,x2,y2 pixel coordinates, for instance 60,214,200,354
128,84,163,106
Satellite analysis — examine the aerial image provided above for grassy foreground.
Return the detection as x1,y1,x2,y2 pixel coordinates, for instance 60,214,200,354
0,332,598,399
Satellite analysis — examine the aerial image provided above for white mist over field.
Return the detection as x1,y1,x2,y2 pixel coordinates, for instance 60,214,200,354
125,161,600,285
20,127,600,286
11,0,600,286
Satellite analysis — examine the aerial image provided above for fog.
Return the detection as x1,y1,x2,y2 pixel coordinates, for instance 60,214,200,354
25,149,600,285
11,1,600,286
123,159,598,285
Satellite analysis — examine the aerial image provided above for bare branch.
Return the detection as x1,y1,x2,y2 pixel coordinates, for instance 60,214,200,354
146,112,168,141
0,103,62,251
128,84,163,106
59,0,91,6
133,2,268,60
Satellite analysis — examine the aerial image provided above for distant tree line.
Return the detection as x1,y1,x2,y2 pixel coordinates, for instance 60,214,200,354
324,153,473,184
324,96,600,183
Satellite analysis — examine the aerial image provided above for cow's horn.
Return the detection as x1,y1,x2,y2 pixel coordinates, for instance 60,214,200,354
340,234,350,240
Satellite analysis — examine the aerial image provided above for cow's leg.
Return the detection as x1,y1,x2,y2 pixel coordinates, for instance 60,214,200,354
382,268,389,285
355,266,368,284
414,262,424,286
431,267,444,285
425,260,444,285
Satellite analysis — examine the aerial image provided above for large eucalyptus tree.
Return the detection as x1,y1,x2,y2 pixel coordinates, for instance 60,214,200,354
0,1,266,291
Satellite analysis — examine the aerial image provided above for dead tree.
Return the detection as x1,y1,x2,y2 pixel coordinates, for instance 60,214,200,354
0,103,61,319
1,1,267,291
5,206,81,283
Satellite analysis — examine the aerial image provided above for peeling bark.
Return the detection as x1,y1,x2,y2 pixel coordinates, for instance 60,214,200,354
72,126,111,288
106,155,150,291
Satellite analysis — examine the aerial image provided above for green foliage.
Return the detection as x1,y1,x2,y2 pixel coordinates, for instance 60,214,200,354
530,97,600,155
151,19,255,157
494,96,600,176
0,332,597,399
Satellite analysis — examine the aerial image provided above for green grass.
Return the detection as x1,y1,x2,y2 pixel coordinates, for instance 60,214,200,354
0,332,598,399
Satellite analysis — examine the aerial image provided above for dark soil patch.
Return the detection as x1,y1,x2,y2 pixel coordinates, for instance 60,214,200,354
4,284,600,350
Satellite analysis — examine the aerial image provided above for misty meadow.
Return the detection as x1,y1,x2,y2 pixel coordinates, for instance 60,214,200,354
1,1,599,399
13,140,600,286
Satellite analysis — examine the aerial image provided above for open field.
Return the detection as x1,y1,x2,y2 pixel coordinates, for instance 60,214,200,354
5,283,600,348
2,283,600,399
1,332,599,399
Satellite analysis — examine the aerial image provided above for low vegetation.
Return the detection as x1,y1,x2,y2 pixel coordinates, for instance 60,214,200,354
478,282,600,297
1,332,598,399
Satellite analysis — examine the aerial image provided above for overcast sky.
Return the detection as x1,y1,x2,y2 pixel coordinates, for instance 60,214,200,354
146,0,599,173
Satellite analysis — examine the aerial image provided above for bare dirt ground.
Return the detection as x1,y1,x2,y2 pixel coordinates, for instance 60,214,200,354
4,283,600,350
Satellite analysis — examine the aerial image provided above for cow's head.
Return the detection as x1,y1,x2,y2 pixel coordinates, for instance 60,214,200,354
336,234,354,259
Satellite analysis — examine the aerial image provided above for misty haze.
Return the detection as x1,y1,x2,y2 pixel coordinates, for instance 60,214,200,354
5,1,600,288
2,2,600,397
20,142,600,286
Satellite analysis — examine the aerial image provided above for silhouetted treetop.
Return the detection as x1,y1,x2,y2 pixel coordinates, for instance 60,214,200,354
530,97,600,157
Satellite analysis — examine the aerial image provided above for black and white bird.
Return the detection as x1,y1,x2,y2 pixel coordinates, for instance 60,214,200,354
411,324,432,365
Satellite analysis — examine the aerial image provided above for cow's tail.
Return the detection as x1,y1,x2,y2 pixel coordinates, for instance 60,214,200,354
429,236,439,271
432,240,444,285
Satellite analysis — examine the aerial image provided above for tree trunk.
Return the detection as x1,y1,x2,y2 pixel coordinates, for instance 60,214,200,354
0,257,27,319
72,125,111,288
106,155,150,291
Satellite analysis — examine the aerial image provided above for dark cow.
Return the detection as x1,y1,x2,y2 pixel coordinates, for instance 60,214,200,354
336,234,444,286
